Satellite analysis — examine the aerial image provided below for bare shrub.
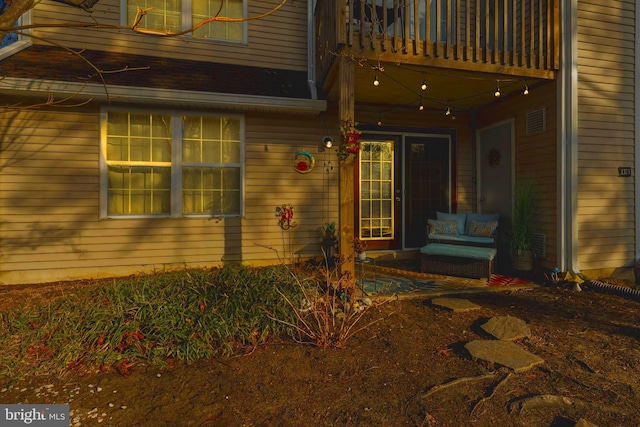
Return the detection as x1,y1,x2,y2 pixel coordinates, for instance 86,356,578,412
269,252,397,349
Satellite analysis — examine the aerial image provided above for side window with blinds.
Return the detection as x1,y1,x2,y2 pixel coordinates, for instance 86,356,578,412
125,0,245,41
103,111,243,218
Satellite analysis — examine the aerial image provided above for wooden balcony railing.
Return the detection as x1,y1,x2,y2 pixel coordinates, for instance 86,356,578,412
316,0,560,84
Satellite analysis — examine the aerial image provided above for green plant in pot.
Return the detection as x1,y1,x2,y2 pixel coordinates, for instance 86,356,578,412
324,222,336,239
510,181,536,271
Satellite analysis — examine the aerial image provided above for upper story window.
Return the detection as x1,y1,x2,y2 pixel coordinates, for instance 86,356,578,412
0,0,32,60
125,0,245,42
102,110,244,218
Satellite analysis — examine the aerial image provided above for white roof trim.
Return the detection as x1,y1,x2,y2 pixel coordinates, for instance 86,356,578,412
0,77,327,114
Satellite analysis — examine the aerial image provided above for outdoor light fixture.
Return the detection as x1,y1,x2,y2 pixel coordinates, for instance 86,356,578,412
494,81,501,97
323,137,333,149
418,100,424,111
373,75,380,87
421,80,427,91
523,84,530,95
445,106,451,116
377,113,383,126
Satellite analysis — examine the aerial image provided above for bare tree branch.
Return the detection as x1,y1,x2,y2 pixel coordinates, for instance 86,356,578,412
0,0,38,30
13,30,114,98
0,0,293,111
2,0,291,37
0,79,93,112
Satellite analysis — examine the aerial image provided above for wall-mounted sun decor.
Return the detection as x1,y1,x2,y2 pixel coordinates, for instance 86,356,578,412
293,151,315,174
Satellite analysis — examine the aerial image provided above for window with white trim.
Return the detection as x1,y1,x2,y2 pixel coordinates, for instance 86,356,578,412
0,0,32,60
125,0,245,41
102,111,243,217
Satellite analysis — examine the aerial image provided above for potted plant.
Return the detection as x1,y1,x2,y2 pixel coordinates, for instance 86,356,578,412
324,222,336,239
509,181,536,271
353,237,368,261
321,222,338,264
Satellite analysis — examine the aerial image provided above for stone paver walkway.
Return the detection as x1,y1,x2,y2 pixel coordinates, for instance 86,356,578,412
428,297,544,373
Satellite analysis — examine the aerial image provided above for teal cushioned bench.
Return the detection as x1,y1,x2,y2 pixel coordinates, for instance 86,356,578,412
420,243,497,279
427,233,495,246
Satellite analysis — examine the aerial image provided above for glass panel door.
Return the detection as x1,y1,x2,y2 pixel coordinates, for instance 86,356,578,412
404,136,451,248
358,140,397,248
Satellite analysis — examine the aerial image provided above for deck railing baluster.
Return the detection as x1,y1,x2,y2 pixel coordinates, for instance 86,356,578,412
314,0,558,84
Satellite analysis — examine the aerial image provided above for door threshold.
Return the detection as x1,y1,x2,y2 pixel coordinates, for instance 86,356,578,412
367,249,420,262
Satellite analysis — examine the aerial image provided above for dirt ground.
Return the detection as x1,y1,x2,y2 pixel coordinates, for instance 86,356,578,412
1,278,639,427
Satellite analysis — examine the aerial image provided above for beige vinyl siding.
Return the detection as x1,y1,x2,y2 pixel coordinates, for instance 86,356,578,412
454,123,475,213
31,0,308,71
243,113,338,260
476,81,558,269
576,0,635,270
0,109,338,285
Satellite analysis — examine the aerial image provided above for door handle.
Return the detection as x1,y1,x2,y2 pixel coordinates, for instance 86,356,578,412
395,197,401,202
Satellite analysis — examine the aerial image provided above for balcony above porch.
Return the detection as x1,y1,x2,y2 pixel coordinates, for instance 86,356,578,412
316,0,560,89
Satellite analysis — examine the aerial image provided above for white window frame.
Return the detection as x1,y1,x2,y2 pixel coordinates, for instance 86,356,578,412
120,0,247,43
0,9,32,61
100,108,245,219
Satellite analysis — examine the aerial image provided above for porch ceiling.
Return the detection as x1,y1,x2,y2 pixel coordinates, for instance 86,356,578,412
324,63,542,115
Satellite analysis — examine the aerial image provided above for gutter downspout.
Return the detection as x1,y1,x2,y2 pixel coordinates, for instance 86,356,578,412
560,0,578,277
636,0,640,267
559,0,640,301
307,0,319,101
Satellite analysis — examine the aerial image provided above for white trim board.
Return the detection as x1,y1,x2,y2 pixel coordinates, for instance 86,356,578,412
0,77,327,115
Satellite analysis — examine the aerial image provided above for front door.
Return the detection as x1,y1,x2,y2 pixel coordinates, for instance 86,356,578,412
404,136,452,248
478,120,513,273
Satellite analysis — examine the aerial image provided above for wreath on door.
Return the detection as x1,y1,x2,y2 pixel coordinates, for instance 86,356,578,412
488,148,501,168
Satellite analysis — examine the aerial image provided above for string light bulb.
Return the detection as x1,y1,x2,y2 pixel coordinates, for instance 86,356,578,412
421,80,427,91
523,84,530,95
494,81,501,97
418,99,424,111
445,106,451,116
373,75,380,87
377,113,383,126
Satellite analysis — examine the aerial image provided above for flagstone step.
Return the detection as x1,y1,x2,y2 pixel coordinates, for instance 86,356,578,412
430,297,481,312
465,340,544,372
479,315,532,340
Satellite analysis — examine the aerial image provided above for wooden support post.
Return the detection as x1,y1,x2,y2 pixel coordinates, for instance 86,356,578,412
338,55,355,288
